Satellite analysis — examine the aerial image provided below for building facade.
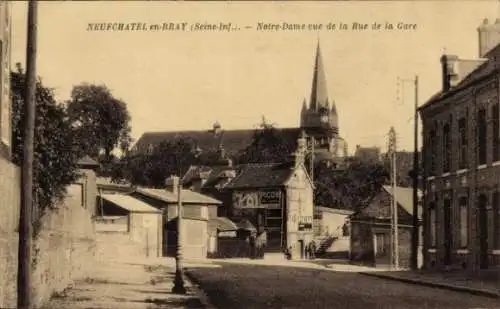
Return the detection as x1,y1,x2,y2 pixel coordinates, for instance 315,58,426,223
183,133,315,259
0,1,11,160
132,41,348,165
419,18,500,271
349,186,422,269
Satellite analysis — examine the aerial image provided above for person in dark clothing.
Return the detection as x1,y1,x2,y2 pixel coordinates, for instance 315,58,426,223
310,242,317,260
305,244,310,260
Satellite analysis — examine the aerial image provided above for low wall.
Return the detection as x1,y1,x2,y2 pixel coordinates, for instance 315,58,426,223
0,157,20,308
0,161,97,309
31,196,97,307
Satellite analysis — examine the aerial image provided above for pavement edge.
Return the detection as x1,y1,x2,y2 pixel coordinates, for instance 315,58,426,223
184,268,219,309
359,272,500,299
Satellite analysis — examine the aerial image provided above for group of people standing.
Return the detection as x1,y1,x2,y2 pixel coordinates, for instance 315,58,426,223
284,241,317,260
248,229,267,259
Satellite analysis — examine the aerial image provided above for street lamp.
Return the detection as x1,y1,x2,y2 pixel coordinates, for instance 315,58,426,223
171,145,202,295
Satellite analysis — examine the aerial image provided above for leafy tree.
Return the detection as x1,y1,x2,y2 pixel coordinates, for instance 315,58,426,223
11,64,81,231
113,137,201,187
67,83,132,162
314,157,389,211
237,122,295,164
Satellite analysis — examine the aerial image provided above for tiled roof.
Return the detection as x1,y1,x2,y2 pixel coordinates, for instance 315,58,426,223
382,185,423,219
224,163,294,189
100,194,161,213
133,129,254,155
316,206,354,216
132,127,304,156
419,45,500,111
135,187,222,205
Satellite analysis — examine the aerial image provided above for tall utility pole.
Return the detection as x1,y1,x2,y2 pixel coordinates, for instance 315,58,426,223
17,1,38,308
171,175,186,294
411,75,420,270
388,127,399,270
398,75,420,270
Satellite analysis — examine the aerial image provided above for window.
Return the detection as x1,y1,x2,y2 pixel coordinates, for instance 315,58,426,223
429,203,437,247
459,196,468,248
458,117,468,169
442,122,451,173
478,108,487,165
429,130,437,176
493,104,500,162
493,191,500,249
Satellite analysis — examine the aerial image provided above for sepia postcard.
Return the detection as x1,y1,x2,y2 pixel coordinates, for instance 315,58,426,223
1,1,500,309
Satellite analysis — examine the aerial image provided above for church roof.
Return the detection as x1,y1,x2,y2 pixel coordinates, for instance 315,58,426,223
133,127,303,156
310,41,330,111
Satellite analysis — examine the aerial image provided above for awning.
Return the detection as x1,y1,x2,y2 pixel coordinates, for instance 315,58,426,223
100,194,161,213
208,217,239,232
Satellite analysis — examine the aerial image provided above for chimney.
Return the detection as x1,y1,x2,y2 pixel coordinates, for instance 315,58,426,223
478,17,500,58
440,54,459,92
165,175,180,193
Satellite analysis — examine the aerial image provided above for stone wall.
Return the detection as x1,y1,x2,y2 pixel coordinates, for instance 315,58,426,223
30,168,97,308
96,212,162,260
0,165,97,309
0,157,21,308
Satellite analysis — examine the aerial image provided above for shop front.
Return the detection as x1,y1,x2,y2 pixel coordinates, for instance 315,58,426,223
226,161,315,258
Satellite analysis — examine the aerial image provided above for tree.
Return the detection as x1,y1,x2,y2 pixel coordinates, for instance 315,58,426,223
314,157,389,211
237,122,295,164
114,137,201,187
11,64,81,230
67,83,132,162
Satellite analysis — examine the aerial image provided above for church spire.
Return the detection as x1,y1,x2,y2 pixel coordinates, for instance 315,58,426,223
310,40,329,111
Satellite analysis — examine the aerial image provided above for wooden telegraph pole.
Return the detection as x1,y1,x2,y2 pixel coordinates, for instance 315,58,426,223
17,1,38,308
388,127,399,270
411,75,420,270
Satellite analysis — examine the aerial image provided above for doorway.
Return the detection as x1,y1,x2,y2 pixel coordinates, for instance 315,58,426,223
478,194,489,269
443,198,452,265
298,240,304,259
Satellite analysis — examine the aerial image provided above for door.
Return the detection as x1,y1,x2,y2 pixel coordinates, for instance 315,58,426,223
478,195,489,269
298,240,304,259
443,198,452,265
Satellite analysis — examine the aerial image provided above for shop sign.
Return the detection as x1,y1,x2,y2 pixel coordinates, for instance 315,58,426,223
298,222,313,231
233,190,282,209
218,231,237,238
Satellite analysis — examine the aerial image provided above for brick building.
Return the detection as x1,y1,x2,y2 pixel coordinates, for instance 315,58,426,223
419,18,500,271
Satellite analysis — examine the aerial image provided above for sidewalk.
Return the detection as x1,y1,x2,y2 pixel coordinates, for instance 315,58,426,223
360,269,500,299
41,257,219,309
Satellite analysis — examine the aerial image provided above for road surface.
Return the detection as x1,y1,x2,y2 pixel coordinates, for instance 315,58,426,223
186,263,499,309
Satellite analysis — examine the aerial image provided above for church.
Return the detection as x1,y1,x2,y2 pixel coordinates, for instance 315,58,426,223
132,41,348,166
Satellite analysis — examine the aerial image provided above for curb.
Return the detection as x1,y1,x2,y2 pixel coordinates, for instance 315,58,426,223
184,269,218,309
359,272,500,299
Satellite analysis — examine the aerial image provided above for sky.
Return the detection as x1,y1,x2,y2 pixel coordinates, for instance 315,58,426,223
10,1,500,154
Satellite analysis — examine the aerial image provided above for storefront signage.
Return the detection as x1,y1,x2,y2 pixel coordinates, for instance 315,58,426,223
233,190,282,209
298,223,313,231
290,215,313,224
218,231,237,238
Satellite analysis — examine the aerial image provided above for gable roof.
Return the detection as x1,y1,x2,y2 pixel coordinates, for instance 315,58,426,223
101,194,161,213
382,185,423,218
134,187,222,205
316,206,354,216
419,45,500,112
132,127,304,156
224,162,295,189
